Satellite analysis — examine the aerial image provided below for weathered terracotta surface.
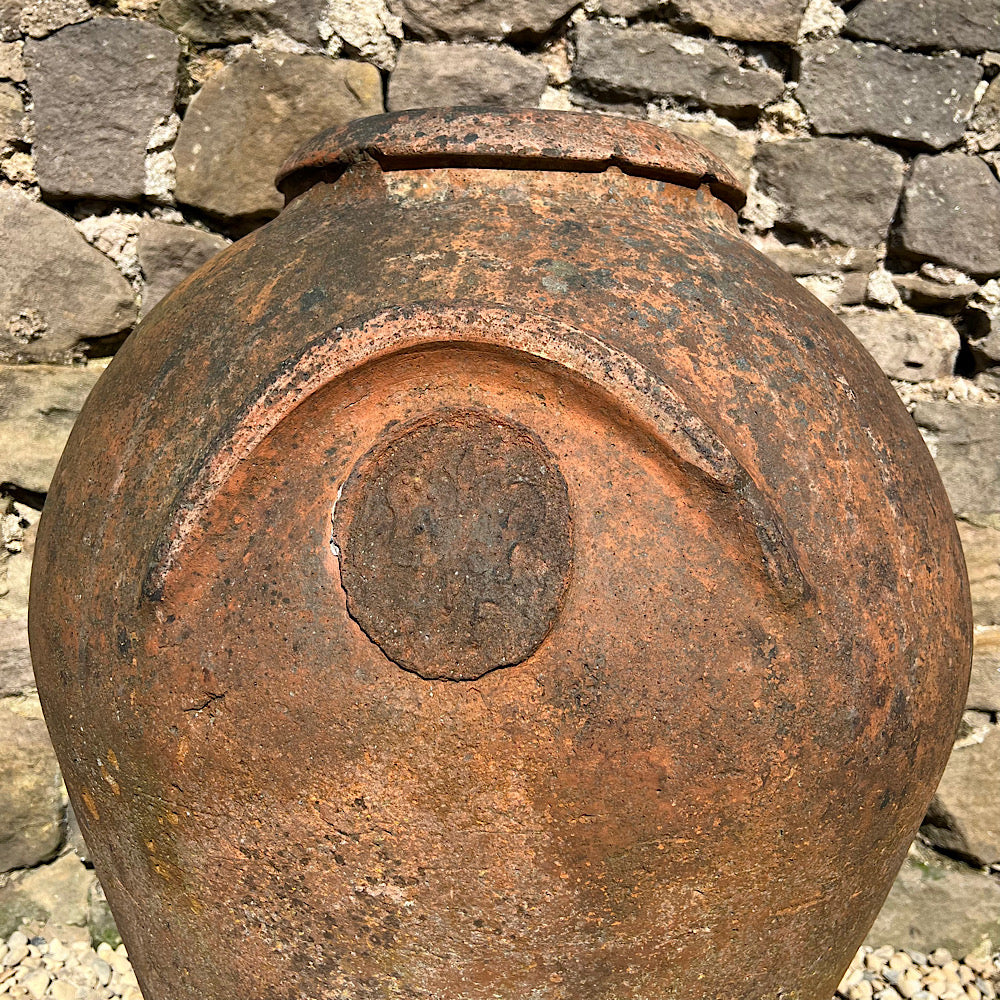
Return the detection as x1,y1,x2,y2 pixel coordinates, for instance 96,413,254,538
29,109,971,1000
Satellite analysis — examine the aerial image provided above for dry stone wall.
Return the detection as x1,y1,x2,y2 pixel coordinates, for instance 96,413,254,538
1,0,1000,979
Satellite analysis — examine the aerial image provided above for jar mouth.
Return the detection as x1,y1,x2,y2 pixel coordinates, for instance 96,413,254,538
275,107,746,212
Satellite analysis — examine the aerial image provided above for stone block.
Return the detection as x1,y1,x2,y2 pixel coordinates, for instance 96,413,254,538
1,499,36,620
754,137,904,247
0,40,24,80
0,855,94,936
158,0,327,45
0,193,135,363
25,18,179,201
798,39,981,151
866,849,1000,955
0,365,103,495
657,118,755,190
0,707,63,873
671,0,807,42
841,308,959,382
388,42,548,111
846,0,1000,54
896,154,1000,279
320,0,402,71
913,401,1000,515
957,517,1000,626
391,0,577,41
0,80,23,152
968,627,1000,712
173,52,383,225
138,219,229,318
971,76,1000,151
922,725,1000,866
0,617,32,697
573,22,784,119
760,242,878,276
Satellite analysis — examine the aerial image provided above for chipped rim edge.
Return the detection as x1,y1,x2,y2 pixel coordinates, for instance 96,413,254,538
275,107,747,211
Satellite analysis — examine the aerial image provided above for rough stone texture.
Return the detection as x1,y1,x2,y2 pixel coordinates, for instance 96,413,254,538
388,42,548,112
0,708,63,874
897,154,1000,279
957,518,1000,626
0,365,104,494
761,242,878,276
922,727,1000,866
0,855,95,936
573,22,784,118
1,502,36,620
657,118,755,189
797,39,981,150
842,309,959,382
865,849,1000,955
173,51,382,224
320,0,402,71
0,194,135,363
971,76,1000,152
0,79,23,151
0,0,91,40
390,0,577,41
0,40,24,80
913,402,1000,515
846,0,1000,54
892,274,979,312
25,18,179,202
671,0,808,42
969,628,1000,712
138,219,228,317
159,0,327,45
0,618,32,696
754,137,904,247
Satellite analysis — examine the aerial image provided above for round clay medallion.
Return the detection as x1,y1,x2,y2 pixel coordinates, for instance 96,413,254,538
334,409,572,680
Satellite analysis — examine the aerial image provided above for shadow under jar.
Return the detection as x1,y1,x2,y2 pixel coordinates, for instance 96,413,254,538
29,109,971,1000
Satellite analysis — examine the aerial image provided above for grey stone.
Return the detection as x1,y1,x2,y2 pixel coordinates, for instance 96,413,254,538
659,119,755,190
0,193,135,363
138,219,228,318
846,0,1000,54
0,40,24,80
866,849,1000,955
0,618,32,697
390,0,577,41
897,154,1000,279
572,22,784,119
892,274,978,312
841,309,959,382
599,0,662,14
0,855,94,932
388,42,548,112
173,52,382,224
913,401,1000,515
0,365,104,494
0,708,63,873
922,725,1000,865
797,39,981,151
87,880,120,949
25,18,179,201
754,138,904,247
671,0,807,43
64,803,89,865
969,627,1000,712
159,0,326,45
957,518,1000,626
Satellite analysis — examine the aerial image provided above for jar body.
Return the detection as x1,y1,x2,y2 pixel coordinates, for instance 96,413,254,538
30,115,970,1000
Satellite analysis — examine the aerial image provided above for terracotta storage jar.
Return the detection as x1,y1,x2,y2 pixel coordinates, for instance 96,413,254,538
29,109,971,1000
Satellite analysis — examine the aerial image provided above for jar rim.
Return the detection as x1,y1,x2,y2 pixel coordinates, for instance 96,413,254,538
275,107,746,211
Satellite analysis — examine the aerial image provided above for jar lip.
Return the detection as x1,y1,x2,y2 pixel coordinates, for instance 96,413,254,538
275,107,746,211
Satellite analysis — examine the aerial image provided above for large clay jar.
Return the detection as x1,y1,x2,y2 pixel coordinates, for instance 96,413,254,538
30,110,971,1000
